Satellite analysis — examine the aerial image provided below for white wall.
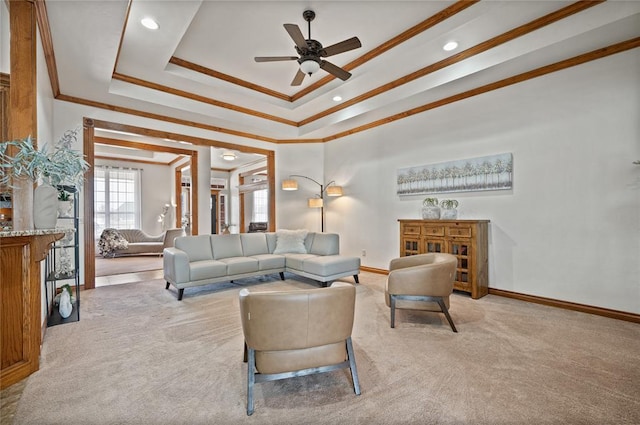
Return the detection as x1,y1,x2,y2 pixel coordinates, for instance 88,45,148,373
324,51,640,314
275,143,326,232
0,2,8,74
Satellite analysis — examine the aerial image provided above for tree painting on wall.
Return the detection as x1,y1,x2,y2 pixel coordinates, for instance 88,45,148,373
397,153,513,196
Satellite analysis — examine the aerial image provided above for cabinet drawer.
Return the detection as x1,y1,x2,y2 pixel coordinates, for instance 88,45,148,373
422,225,444,236
447,226,471,237
402,224,421,235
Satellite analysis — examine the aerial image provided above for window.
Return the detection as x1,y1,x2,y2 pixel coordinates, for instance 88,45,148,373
252,189,268,222
94,166,141,238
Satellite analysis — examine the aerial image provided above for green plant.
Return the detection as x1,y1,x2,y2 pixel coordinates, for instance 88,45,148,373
440,199,459,209
58,190,71,201
422,197,439,207
0,128,89,188
60,283,72,297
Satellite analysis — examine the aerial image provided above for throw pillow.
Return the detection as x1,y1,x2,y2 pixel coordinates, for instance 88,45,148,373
273,229,308,254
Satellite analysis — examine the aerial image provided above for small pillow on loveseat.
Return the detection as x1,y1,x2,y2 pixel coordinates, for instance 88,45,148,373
273,229,308,254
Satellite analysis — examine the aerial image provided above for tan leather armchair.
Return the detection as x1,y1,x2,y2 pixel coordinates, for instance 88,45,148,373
239,282,361,416
385,253,458,332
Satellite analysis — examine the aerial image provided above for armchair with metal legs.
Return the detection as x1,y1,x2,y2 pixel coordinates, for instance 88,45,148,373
385,253,458,332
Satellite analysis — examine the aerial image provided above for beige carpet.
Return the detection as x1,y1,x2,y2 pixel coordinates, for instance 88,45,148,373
94,255,163,277
11,272,640,424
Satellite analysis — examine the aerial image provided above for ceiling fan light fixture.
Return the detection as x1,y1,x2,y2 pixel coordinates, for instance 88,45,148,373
300,59,320,76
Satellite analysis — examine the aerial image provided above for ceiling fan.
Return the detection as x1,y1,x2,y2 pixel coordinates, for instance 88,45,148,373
254,10,362,86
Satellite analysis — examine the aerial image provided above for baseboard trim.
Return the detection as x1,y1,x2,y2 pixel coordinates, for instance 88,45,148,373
489,288,640,324
360,266,388,275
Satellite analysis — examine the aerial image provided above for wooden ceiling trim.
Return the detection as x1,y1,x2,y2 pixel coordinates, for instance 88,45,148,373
34,0,60,97
291,0,480,102
299,0,604,126
90,119,275,157
111,0,132,79
95,155,171,166
112,72,298,127
55,93,280,144
323,37,640,142
169,56,291,102
94,136,194,155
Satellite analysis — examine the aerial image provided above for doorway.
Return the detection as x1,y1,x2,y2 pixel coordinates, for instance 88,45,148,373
82,118,276,290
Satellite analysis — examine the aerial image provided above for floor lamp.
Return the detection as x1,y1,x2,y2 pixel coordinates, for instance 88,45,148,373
281,174,343,232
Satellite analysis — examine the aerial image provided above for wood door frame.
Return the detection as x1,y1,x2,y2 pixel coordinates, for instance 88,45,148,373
83,118,275,289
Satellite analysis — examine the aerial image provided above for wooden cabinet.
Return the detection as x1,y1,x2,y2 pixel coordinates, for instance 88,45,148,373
1,231,63,390
398,219,489,299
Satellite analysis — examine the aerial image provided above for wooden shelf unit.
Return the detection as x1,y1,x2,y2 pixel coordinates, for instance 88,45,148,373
398,219,489,299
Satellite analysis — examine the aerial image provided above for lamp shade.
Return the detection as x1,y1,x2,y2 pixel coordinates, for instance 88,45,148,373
282,179,298,190
308,198,323,208
326,185,343,196
300,59,320,75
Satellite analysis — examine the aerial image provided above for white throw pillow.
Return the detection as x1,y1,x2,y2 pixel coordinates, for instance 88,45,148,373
273,229,308,254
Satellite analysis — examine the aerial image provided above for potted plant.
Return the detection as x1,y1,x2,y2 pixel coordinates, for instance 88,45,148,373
440,199,459,220
57,188,74,218
0,128,89,228
421,197,440,219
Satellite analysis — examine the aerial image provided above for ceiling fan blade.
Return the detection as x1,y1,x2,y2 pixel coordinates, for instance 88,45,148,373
320,60,352,81
322,37,362,57
255,56,299,62
283,24,307,50
291,69,306,86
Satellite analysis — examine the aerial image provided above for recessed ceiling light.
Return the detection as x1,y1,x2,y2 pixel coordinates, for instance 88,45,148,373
443,41,458,51
141,17,159,30
221,152,237,161
332,95,343,102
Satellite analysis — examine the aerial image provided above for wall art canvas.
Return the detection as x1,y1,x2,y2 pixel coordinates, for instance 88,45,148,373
397,153,513,196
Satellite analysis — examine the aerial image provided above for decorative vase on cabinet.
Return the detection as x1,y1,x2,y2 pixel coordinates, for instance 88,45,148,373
421,197,441,219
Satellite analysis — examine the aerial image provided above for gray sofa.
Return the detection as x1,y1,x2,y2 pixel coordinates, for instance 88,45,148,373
163,231,360,300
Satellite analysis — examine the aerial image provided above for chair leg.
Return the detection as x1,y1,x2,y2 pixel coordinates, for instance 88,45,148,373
247,348,256,416
243,341,248,363
279,272,285,280
353,275,359,284
346,337,361,395
436,298,458,333
390,295,396,328
177,288,184,301
165,281,170,290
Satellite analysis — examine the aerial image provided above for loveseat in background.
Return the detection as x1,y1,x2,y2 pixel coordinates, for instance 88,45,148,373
98,228,185,257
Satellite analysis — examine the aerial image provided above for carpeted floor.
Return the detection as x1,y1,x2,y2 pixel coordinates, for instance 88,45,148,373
7,272,640,424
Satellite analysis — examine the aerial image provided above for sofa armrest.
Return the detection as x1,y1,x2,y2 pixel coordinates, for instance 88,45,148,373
163,247,190,284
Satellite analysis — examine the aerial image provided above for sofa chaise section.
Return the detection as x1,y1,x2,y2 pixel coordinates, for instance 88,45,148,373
163,232,359,300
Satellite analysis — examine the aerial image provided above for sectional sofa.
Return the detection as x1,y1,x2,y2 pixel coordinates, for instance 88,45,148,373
163,230,360,300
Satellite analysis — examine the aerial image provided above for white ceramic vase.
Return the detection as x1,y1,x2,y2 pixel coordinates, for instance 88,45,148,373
441,209,458,220
58,287,73,319
421,206,441,219
57,200,73,218
33,184,59,229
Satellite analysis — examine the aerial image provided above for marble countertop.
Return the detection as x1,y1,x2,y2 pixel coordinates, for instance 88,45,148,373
0,228,73,238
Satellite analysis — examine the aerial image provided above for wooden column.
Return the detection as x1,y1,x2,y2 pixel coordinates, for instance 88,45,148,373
8,0,38,230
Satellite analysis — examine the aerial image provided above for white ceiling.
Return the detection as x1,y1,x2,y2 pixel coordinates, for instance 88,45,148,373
45,1,640,167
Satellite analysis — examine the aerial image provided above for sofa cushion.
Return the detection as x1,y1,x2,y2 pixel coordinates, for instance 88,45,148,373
175,235,213,262
212,235,244,260
249,254,286,271
273,229,308,254
240,233,269,257
283,253,318,271
266,233,278,253
219,257,259,275
190,260,227,281
303,256,361,276
309,233,339,256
